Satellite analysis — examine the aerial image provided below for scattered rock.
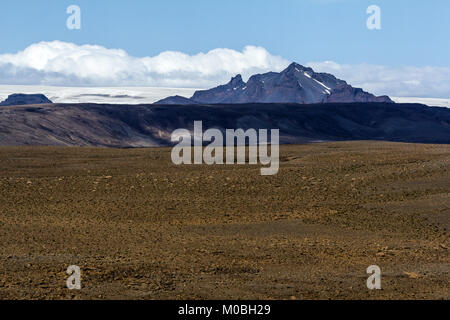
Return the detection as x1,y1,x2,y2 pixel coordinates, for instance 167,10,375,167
403,272,420,279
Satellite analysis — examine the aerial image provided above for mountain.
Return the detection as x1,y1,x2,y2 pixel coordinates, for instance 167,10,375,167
0,94,52,106
155,95,200,105
0,102,449,147
155,62,393,105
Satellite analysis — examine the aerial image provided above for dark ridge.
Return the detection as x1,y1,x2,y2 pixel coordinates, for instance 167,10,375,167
0,102,449,147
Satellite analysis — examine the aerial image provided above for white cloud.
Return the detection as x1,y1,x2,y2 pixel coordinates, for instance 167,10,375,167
307,61,450,98
0,41,449,98
0,41,289,87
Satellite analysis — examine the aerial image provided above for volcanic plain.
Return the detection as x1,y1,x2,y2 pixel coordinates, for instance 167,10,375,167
0,141,448,299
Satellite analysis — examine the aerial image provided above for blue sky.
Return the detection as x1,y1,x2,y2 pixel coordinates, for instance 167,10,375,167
0,0,448,66
0,0,448,97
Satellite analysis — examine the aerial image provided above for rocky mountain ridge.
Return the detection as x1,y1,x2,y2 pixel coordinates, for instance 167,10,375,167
156,62,393,105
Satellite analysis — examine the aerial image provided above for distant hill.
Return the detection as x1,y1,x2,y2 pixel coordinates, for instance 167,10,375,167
0,94,52,106
0,102,449,147
154,95,199,105
155,62,393,105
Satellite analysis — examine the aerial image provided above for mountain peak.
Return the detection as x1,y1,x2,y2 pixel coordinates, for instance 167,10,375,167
284,62,313,74
228,74,244,86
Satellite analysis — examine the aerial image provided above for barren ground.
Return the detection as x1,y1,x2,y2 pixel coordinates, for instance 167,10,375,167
0,141,448,299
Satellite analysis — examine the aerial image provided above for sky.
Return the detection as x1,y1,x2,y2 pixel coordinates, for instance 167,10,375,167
0,0,449,97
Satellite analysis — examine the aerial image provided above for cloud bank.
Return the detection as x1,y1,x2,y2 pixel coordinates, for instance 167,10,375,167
0,41,449,98
0,41,289,88
307,61,450,98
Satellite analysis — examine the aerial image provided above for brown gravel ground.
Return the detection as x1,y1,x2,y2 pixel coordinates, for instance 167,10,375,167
0,141,448,300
